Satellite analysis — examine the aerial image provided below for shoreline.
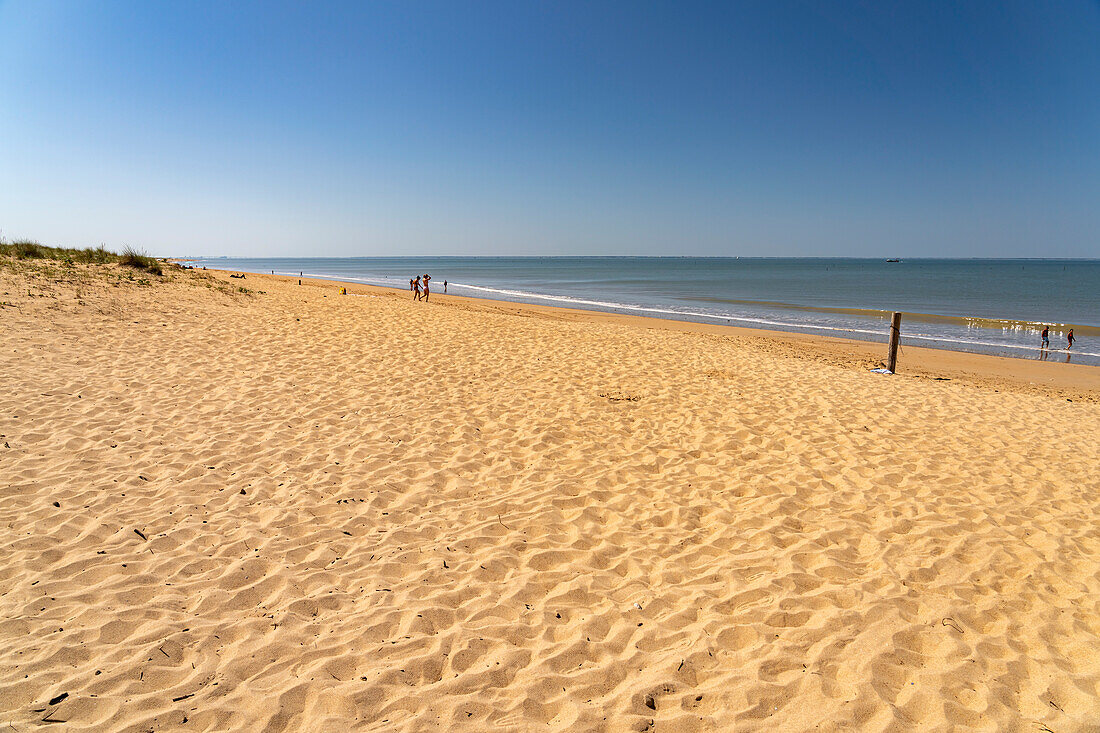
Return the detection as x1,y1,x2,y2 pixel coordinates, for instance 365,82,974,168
209,267,1100,400
176,258,1100,344
4,260,1099,730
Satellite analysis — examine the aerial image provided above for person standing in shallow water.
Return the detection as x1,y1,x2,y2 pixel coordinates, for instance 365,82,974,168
1067,329,1075,349
1040,326,1050,359
443,280,447,294
422,274,431,301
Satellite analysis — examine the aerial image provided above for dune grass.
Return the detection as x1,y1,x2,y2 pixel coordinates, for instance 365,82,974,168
0,236,262,298
0,239,163,275
117,246,163,275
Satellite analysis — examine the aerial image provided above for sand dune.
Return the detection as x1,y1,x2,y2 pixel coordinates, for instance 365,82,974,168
1,266,1098,731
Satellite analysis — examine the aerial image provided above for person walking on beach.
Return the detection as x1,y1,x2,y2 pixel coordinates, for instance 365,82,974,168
443,280,447,294
422,274,431,301
1041,326,1050,352
1067,329,1075,349
411,276,420,300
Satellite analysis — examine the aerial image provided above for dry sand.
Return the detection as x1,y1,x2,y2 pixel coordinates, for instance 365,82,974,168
2,265,1099,732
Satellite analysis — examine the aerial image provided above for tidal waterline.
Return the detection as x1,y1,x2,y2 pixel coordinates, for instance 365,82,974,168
187,257,1100,365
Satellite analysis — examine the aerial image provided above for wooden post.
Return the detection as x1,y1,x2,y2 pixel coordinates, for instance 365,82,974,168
887,311,902,373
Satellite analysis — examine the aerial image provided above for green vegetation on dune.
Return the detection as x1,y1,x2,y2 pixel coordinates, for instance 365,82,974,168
117,246,163,275
0,239,163,275
0,236,262,298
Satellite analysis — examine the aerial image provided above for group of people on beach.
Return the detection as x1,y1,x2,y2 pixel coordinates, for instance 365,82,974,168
1039,325,1075,362
410,274,446,301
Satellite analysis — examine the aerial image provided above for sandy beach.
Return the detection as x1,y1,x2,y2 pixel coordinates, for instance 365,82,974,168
2,263,1099,732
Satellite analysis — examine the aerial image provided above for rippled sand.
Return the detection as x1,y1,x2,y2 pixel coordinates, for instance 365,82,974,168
2,266,1098,731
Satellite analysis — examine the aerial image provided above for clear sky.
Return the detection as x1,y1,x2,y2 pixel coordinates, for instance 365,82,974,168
2,1,1098,257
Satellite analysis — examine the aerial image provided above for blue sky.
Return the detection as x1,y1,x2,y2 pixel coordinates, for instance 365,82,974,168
2,1,1098,257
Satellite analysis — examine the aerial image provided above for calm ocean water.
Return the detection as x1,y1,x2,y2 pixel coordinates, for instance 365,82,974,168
189,257,1100,366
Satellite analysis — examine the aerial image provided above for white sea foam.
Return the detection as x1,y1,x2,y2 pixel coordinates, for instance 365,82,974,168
226,267,1100,360
451,282,891,335
452,283,1100,356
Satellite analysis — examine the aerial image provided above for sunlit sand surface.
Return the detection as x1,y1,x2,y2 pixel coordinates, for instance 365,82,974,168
2,267,1098,731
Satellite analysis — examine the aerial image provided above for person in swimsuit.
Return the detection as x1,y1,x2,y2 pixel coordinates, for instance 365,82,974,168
422,274,431,301
1041,326,1049,349
1067,329,1074,349
443,280,447,294
411,276,421,300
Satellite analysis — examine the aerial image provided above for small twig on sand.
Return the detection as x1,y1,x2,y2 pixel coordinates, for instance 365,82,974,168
497,514,510,530
941,618,963,633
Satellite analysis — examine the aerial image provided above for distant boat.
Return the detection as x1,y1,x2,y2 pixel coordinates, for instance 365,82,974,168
886,258,901,263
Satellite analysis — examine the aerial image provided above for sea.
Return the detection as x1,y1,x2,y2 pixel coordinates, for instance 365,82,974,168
186,257,1100,366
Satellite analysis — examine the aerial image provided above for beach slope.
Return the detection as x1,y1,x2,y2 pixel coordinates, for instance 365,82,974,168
2,267,1098,731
